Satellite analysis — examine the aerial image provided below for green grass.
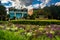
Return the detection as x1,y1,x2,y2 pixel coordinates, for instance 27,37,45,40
0,30,26,40
0,30,60,40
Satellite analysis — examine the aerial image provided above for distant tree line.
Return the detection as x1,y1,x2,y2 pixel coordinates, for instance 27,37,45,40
32,5,60,20
43,5,60,20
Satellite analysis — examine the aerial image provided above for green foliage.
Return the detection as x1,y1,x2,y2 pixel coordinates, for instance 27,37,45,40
0,21,8,24
55,36,60,40
43,5,60,19
0,5,6,15
0,23,60,40
0,30,5,40
0,30,60,40
11,20,60,25
33,5,60,20
0,5,7,21
0,30,27,40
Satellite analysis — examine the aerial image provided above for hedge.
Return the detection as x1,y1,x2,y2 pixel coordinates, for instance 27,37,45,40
0,21,8,24
11,20,60,25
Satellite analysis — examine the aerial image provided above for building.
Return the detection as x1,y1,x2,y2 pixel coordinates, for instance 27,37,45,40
9,8,28,19
9,6,34,19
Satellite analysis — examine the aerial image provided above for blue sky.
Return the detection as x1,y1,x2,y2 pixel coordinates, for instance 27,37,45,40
1,0,60,8
32,0,60,4
32,0,41,4
32,0,60,8
49,0,60,5
50,0,60,3
2,1,12,6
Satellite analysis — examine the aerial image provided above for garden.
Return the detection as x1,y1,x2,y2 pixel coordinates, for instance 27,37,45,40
0,21,60,40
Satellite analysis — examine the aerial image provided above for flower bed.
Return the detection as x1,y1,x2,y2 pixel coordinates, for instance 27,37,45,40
0,23,60,40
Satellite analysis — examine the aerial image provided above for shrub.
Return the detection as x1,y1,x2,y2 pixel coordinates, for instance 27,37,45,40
11,20,60,25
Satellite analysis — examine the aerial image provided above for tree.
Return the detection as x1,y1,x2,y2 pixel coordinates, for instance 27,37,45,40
29,5,60,20
0,5,7,21
43,6,52,19
43,5,60,19
48,5,60,19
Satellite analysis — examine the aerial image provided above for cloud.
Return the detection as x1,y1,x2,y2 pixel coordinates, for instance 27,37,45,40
11,0,33,9
19,0,33,6
1,0,15,8
40,3,46,8
33,4,39,8
27,5,33,9
1,0,51,9
37,0,51,8
12,0,51,9
1,0,33,9
40,0,51,4
1,0,9,3
55,2,60,6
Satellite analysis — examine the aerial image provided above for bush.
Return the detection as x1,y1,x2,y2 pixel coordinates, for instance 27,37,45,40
11,20,60,25
0,21,8,24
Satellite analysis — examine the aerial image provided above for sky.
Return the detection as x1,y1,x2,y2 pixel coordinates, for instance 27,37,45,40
32,0,60,4
0,0,60,9
32,0,60,8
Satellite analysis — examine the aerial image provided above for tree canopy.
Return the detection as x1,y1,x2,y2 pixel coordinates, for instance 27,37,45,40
33,5,60,20
0,5,7,21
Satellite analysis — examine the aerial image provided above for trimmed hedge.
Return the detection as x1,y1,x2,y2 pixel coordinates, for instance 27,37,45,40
0,21,8,24
11,20,60,25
